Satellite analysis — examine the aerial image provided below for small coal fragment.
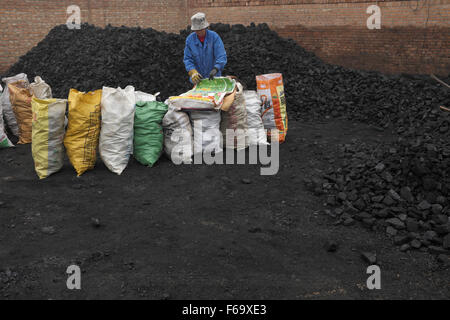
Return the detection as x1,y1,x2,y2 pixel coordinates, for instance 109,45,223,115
406,219,420,232
161,293,171,300
443,234,450,249
324,240,339,252
423,230,437,242
362,218,376,228
388,189,401,202
343,218,355,226
435,223,450,235
418,200,431,211
375,163,385,172
428,246,448,255
355,212,372,221
436,196,446,205
431,204,443,215
361,252,377,265
91,218,101,228
41,226,56,235
400,187,414,203
352,198,366,211
372,195,384,203
386,218,405,230
437,254,450,265
248,227,262,233
394,235,410,246
383,196,396,207
386,226,398,236
337,192,347,202
400,244,410,252
410,239,422,249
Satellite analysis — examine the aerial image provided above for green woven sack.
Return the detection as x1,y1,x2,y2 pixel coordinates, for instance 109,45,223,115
133,101,168,167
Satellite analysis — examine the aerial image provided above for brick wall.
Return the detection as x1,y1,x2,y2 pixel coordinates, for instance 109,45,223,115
187,0,450,75
0,0,449,75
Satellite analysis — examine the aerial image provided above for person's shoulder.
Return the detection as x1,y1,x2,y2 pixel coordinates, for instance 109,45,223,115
207,30,220,38
208,30,224,43
186,32,196,42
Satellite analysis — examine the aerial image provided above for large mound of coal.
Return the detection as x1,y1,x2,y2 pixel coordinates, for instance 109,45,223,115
5,24,191,101
3,22,450,255
4,23,448,125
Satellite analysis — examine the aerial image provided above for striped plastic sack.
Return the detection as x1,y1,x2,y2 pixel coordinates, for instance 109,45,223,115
31,98,67,179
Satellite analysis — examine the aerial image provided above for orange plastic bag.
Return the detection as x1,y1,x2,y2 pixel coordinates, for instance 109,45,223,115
8,81,33,144
256,73,287,143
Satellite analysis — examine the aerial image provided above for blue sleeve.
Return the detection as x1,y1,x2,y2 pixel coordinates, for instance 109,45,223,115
183,38,196,72
213,35,227,72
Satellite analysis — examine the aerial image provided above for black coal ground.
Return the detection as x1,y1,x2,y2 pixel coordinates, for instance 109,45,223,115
0,120,449,299
0,23,449,298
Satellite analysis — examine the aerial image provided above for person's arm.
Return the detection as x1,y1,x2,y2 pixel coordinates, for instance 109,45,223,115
213,35,227,72
183,38,196,73
184,37,202,84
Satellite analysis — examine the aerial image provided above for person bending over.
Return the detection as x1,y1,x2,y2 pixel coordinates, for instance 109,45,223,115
184,13,227,85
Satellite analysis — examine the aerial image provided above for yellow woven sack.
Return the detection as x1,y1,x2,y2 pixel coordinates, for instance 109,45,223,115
32,98,67,179
64,89,102,176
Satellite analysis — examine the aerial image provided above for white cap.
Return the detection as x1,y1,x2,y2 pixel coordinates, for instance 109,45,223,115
191,12,209,31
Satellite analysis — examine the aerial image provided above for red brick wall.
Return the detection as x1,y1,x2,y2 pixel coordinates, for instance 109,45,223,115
1,0,449,75
187,0,450,75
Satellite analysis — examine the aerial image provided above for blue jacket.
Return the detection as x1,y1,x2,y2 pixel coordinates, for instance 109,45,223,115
183,30,227,80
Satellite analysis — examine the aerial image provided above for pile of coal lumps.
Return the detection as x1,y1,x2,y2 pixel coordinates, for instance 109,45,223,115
4,22,450,254
5,22,448,124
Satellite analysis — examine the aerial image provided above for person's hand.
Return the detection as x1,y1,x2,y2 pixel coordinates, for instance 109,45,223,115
188,69,202,84
209,68,218,80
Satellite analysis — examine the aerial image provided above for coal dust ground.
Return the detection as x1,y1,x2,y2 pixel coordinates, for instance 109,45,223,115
0,119,449,300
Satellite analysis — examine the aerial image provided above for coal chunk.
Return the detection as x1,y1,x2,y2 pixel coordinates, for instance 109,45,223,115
324,240,339,252
386,218,406,230
361,252,377,265
410,239,422,249
400,187,414,203
443,234,450,250
418,200,431,211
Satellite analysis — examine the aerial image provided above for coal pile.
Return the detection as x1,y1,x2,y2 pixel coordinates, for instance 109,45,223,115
314,110,450,254
4,22,449,125
308,66,449,254
4,24,191,101
3,22,450,254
